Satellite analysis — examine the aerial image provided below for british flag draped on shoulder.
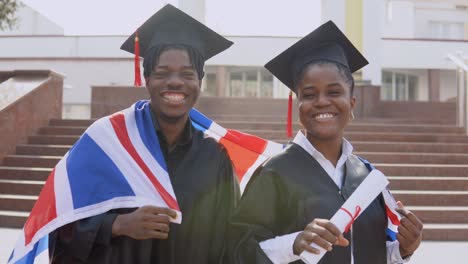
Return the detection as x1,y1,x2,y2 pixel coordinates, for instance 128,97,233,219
8,100,181,263
8,100,401,263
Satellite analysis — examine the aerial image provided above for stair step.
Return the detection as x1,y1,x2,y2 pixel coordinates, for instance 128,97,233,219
43,121,467,143
258,140,468,154
353,141,468,153
0,167,51,181
207,115,455,124
249,130,468,143
423,224,468,241
3,155,61,168
49,119,95,126
408,206,468,224
393,190,468,206
347,132,468,143
0,194,37,211
389,176,468,191
16,144,71,156
377,164,468,177
359,152,468,164
39,126,86,135
0,210,28,228
348,124,463,134
218,121,464,134
40,123,465,136
28,135,79,145
49,117,457,127
15,150,468,167
0,179,44,195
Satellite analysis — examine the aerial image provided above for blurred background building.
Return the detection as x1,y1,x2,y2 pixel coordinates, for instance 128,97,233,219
2,3,468,261
0,0,467,119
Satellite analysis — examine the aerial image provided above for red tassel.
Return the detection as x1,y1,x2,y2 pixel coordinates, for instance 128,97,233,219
134,30,142,87
287,91,293,138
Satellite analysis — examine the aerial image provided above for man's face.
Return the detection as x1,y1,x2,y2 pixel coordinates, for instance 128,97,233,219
146,48,201,123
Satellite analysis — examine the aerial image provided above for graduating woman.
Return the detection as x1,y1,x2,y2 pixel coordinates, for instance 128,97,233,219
228,21,423,264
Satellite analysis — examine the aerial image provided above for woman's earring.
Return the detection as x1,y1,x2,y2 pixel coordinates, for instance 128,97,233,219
351,111,355,121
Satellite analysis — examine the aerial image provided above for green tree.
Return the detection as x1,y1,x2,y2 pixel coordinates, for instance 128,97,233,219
0,0,21,31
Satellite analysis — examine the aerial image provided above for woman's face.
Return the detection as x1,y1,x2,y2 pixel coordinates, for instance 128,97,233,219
297,63,355,142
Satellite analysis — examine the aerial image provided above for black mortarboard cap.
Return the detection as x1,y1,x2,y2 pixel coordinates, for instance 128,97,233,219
265,20,368,93
120,4,233,61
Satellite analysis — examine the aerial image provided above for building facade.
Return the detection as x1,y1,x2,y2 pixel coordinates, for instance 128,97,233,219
0,0,467,118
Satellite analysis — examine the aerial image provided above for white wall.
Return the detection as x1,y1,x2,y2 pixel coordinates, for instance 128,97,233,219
382,38,468,69
0,36,130,58
179,0,205,23
0,59,135,104
0,35,300,67
208,36,299,66
0,34,303,110
414,2,468,39
320,0,346,30
362,0,384,85
382,1,468,39
440,69,457,101
382,1,415,38
0,4,63,35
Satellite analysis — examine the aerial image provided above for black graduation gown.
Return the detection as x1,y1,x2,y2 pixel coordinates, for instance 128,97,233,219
228,143,387,264
51,129,240,264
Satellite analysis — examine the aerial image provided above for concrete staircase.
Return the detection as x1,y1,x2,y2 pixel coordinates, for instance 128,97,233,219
1,116,468,241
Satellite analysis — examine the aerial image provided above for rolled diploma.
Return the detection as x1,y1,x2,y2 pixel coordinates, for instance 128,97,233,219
300,169,389,264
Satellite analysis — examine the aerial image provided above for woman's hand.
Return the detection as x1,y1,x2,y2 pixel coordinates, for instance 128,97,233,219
293,218,349,255
396,201,423,258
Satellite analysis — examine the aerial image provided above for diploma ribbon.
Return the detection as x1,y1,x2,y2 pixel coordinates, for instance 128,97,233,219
340,206,361,233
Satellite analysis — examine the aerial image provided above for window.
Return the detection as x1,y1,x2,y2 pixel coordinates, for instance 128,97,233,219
229,72,243,97
245,71,258,97
382,71,393,100
395,73,407,101
381,71,418,101
429,21,464,40
227,67,274,98
203,73,217,96
261,74,274,97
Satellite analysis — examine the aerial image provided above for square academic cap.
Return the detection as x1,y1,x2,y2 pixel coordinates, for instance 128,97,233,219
120,4,233,61
264,20,368,93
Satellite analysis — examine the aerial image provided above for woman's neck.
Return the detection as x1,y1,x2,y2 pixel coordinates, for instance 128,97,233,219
305,131,343,167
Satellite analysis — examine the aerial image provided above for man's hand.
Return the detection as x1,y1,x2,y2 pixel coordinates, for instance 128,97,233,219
395,201,423,258
112,206,177,240
293,218,349,255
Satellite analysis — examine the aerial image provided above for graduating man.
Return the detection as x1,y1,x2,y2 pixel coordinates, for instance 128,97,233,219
50,5,239,263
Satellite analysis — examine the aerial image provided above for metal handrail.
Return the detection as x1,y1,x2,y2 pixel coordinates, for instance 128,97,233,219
447,53,468,71
447,52,468,134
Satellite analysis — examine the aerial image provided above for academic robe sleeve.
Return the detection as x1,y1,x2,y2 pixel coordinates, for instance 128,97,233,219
50,210,127,263
227,167,296,264
208,151,241,263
